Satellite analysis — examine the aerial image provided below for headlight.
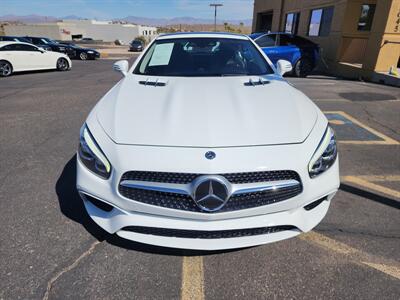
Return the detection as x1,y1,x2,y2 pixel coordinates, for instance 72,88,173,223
308,126,337,178
87,51,94,53
78,125,112,179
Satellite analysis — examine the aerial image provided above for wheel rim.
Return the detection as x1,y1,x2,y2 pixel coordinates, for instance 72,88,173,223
57,59,68,70
297,59,312,76
0,62,12,76
80,52,87,60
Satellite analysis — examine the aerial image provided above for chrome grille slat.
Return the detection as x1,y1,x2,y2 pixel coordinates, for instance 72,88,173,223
120,170,300,184
120,179,301,197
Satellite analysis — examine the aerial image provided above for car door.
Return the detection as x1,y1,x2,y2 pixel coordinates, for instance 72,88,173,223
0,44,27,71
18,44,46,70
276,34,301,66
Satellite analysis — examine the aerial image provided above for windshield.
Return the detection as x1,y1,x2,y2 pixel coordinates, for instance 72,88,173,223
133,37,273,77
40,38,58,44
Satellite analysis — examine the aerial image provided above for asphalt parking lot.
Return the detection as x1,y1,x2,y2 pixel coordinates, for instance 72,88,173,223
0,59,399,300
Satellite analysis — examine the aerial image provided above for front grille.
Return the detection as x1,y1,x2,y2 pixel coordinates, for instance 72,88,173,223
119,170,302,213
121,225,297,239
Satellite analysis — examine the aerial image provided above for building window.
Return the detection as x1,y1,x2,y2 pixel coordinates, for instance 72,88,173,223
285,12,300,34
308,6,334,36
358,4,376,31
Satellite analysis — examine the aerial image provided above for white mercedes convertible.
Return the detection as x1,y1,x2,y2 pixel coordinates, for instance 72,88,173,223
76,32,339,250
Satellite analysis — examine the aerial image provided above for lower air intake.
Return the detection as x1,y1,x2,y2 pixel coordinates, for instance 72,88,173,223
121,225,298,239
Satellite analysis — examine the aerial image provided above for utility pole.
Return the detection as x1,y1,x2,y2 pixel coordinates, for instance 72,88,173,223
210,3,223,32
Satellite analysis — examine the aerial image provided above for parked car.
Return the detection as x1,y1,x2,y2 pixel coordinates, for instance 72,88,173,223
65,43,100,60
129,40,144,52
249,32,320,77
0,41,71,77
0,36,52,51
24,37,99,60
76,33,339,250
0,36,31,43
24,36,73,56
114,39,125,46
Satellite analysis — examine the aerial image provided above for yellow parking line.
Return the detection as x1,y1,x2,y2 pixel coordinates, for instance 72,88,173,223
338,140,400,145
314,98,351,102
362,262,400,280
300,231,400,280
324,111,400,145
299,231,357,255
341,176,400,199
354,175,400,182
181,256,204,300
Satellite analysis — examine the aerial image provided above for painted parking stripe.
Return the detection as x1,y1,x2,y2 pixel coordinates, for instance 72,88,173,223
181,256,204,300
300,231,400,280
314,98,351,102
353,175,400,182
341,176,400,199
324,111,400,145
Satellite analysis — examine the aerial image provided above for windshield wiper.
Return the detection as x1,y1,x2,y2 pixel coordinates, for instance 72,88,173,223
220,73,250,77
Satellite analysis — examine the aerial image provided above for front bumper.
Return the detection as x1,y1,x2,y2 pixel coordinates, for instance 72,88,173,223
129,47,143,52
87,52,100,59
79,184,335,250
77,156,339,250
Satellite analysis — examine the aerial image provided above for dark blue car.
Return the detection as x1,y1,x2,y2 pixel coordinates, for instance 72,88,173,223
249,32,320,77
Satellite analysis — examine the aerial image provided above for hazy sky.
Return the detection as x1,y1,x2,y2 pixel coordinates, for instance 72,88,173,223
2,0,255,20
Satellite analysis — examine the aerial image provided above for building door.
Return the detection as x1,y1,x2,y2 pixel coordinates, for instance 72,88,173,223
256,11,273,32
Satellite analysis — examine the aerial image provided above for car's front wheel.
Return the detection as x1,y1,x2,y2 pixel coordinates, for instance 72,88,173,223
0,61,13,77
79,52,88,60
294,57,313,77
56,58,69,71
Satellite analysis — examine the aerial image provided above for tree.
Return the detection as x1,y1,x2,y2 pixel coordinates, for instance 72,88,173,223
135,35,147,45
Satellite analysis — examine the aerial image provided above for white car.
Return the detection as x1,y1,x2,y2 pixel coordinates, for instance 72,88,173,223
77,32,339,250
0,41,71,77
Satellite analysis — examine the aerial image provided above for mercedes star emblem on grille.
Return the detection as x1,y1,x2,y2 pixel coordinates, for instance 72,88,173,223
193,176,229,212
205,151,216,160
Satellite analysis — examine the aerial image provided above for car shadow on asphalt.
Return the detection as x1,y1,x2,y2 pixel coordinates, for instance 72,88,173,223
340,183,400,209
55,156,242,256
11,69,59,76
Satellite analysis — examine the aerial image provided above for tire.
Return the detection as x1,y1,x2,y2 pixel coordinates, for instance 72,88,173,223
294,57,313,77
79,52,88,60
0,60,13,77
56,58,69,71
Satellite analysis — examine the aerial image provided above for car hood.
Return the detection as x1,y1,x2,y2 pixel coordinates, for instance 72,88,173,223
96,75,318,147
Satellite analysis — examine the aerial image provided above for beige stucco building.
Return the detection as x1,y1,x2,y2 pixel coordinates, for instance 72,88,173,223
253,0,400,84
3,19,157,42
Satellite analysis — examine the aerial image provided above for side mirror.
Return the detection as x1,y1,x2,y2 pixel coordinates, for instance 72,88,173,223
38,47,46,53
276,59,293,76
113,60,129,76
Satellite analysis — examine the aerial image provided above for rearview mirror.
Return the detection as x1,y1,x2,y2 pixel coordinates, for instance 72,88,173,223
276,60,293,76
113,60,129,76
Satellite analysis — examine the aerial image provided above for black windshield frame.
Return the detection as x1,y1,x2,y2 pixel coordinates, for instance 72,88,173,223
133,37,274,77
